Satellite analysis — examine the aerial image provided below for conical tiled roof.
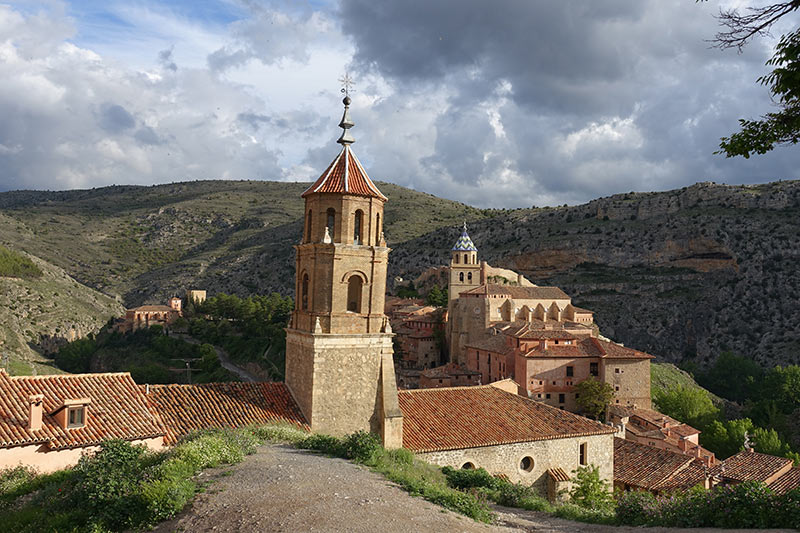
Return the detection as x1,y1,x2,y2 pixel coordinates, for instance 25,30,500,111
301,96,387,201
302,144,387,200
452,223,478,251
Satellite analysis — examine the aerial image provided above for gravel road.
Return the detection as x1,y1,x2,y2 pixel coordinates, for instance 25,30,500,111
151,445,795,533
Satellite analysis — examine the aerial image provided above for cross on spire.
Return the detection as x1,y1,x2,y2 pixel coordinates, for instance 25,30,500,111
339,72,355,98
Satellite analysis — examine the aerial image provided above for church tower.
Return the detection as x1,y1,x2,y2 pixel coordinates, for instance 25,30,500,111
446,223,482,366
448,222,481,303
285,95,402,446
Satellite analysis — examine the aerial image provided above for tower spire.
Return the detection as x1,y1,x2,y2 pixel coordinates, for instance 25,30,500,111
337,73,355,145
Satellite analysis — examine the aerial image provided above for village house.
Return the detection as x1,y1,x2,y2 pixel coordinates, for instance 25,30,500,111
0,370,166,472
114,296,183,333
418,362,481,389
608,405,715,466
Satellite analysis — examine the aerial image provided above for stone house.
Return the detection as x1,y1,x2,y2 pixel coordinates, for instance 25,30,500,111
114,297,183,333
418,362,481,389
613,437,710,493
399,382,616,495
0,370,166,472
608,405,715,466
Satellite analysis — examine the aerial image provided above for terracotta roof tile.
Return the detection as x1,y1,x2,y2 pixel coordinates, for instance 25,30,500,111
464,335,513,355
713,449,793,483
302,145,387,200
143,382,308,445
0,370,165,450
614,438,695,490
652,460,708,491
547,467,571,482
768,467,800,495
398,385,615,453
131,305,177,313
460,284,570,300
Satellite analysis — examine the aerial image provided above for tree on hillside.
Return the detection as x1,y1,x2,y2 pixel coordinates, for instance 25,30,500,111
653,385,719,430
700,1,800,157
702,418,754,458
575,377,615,420
425,285,448,307
697,351,763,403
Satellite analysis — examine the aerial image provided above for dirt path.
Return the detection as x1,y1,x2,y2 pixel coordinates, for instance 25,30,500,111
152,445,795,533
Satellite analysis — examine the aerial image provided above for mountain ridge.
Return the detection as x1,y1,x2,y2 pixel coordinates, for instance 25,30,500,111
1,179,798,369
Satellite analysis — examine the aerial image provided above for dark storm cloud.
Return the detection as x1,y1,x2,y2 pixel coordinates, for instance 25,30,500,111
337,0,800,206
98,103,136,133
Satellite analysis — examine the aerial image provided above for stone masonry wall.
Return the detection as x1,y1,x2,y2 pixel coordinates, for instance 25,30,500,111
416,432,614,495
285,329,394,437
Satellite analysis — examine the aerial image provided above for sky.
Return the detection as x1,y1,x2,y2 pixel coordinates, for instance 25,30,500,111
1,0,799,208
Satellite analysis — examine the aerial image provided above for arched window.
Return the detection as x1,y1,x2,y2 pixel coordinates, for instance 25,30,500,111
326,208,335,240
376,213,381,244
468,272,472,282
306,210,312,242
347,275,363,312
463,254,468,264
301,274,309,310
354,210,363,244
454,254,459,264
459,272,464,282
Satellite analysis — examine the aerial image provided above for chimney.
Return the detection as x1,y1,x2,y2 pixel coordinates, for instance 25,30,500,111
28,394,44,431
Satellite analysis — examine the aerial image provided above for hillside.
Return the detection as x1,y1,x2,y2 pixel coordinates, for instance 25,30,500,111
0,181,487,305
1,179,799,369
391,181,800,367
0,250,124,375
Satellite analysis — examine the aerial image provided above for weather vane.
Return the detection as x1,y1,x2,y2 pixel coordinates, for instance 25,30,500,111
339,72,355,97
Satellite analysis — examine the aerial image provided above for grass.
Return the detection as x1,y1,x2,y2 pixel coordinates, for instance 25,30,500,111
651,362,722,403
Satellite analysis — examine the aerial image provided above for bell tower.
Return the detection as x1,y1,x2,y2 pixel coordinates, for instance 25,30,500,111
446,223,482,366
448,222,481,303
285,94,402,446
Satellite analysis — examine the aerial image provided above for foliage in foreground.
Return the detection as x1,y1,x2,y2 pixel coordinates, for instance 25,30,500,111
616,482,800,529
0,245,43,280
0,426,302,533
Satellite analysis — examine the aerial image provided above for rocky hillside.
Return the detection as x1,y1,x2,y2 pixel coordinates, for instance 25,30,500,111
0,250,124,375
2,179,799,369
0,181,487,306
392,181,800,367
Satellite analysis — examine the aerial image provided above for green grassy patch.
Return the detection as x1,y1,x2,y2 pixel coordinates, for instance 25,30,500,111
0,246,42,280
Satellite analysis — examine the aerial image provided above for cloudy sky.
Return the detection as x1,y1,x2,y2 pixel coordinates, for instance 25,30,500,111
1,0,798,207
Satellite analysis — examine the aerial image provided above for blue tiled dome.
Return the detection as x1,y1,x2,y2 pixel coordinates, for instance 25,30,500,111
452,224,477,251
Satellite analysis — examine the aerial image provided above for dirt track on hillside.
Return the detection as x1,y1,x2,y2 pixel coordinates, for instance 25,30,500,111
151,445,795,533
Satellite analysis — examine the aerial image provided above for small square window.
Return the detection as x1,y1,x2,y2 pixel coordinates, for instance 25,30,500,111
615,368,620,374
566,366,574,377
68,407,85,428
545,393,551,399
558,393,565,404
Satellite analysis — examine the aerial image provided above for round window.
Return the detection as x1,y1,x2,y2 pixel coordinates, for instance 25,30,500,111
520,456,534,472
461,462,475,470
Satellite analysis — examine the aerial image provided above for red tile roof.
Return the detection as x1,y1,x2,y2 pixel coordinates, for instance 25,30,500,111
464,335,514,355
398,385,615,453
460,284,570,300
142,382,308,445
0,370,165,450
768,467,800,495
652,460,708,491
614,438,695,490
713,449,793,483
547,467,571,482
131,305,177,313
521,337,652,360
302,145,387,200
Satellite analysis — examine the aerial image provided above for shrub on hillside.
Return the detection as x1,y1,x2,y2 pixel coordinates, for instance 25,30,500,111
342,431,382,463
568,465,613,510
0,246,43,279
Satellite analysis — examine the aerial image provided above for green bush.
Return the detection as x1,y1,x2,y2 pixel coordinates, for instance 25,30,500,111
441,466,502,491
174,433,245,470
0,246,43,279
568,465,613,509
298,433,346,457
249,424,307,444
0,466,36,498
73,439,150,529
140,477,196,523
554,502,616,524
342,431,382,463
